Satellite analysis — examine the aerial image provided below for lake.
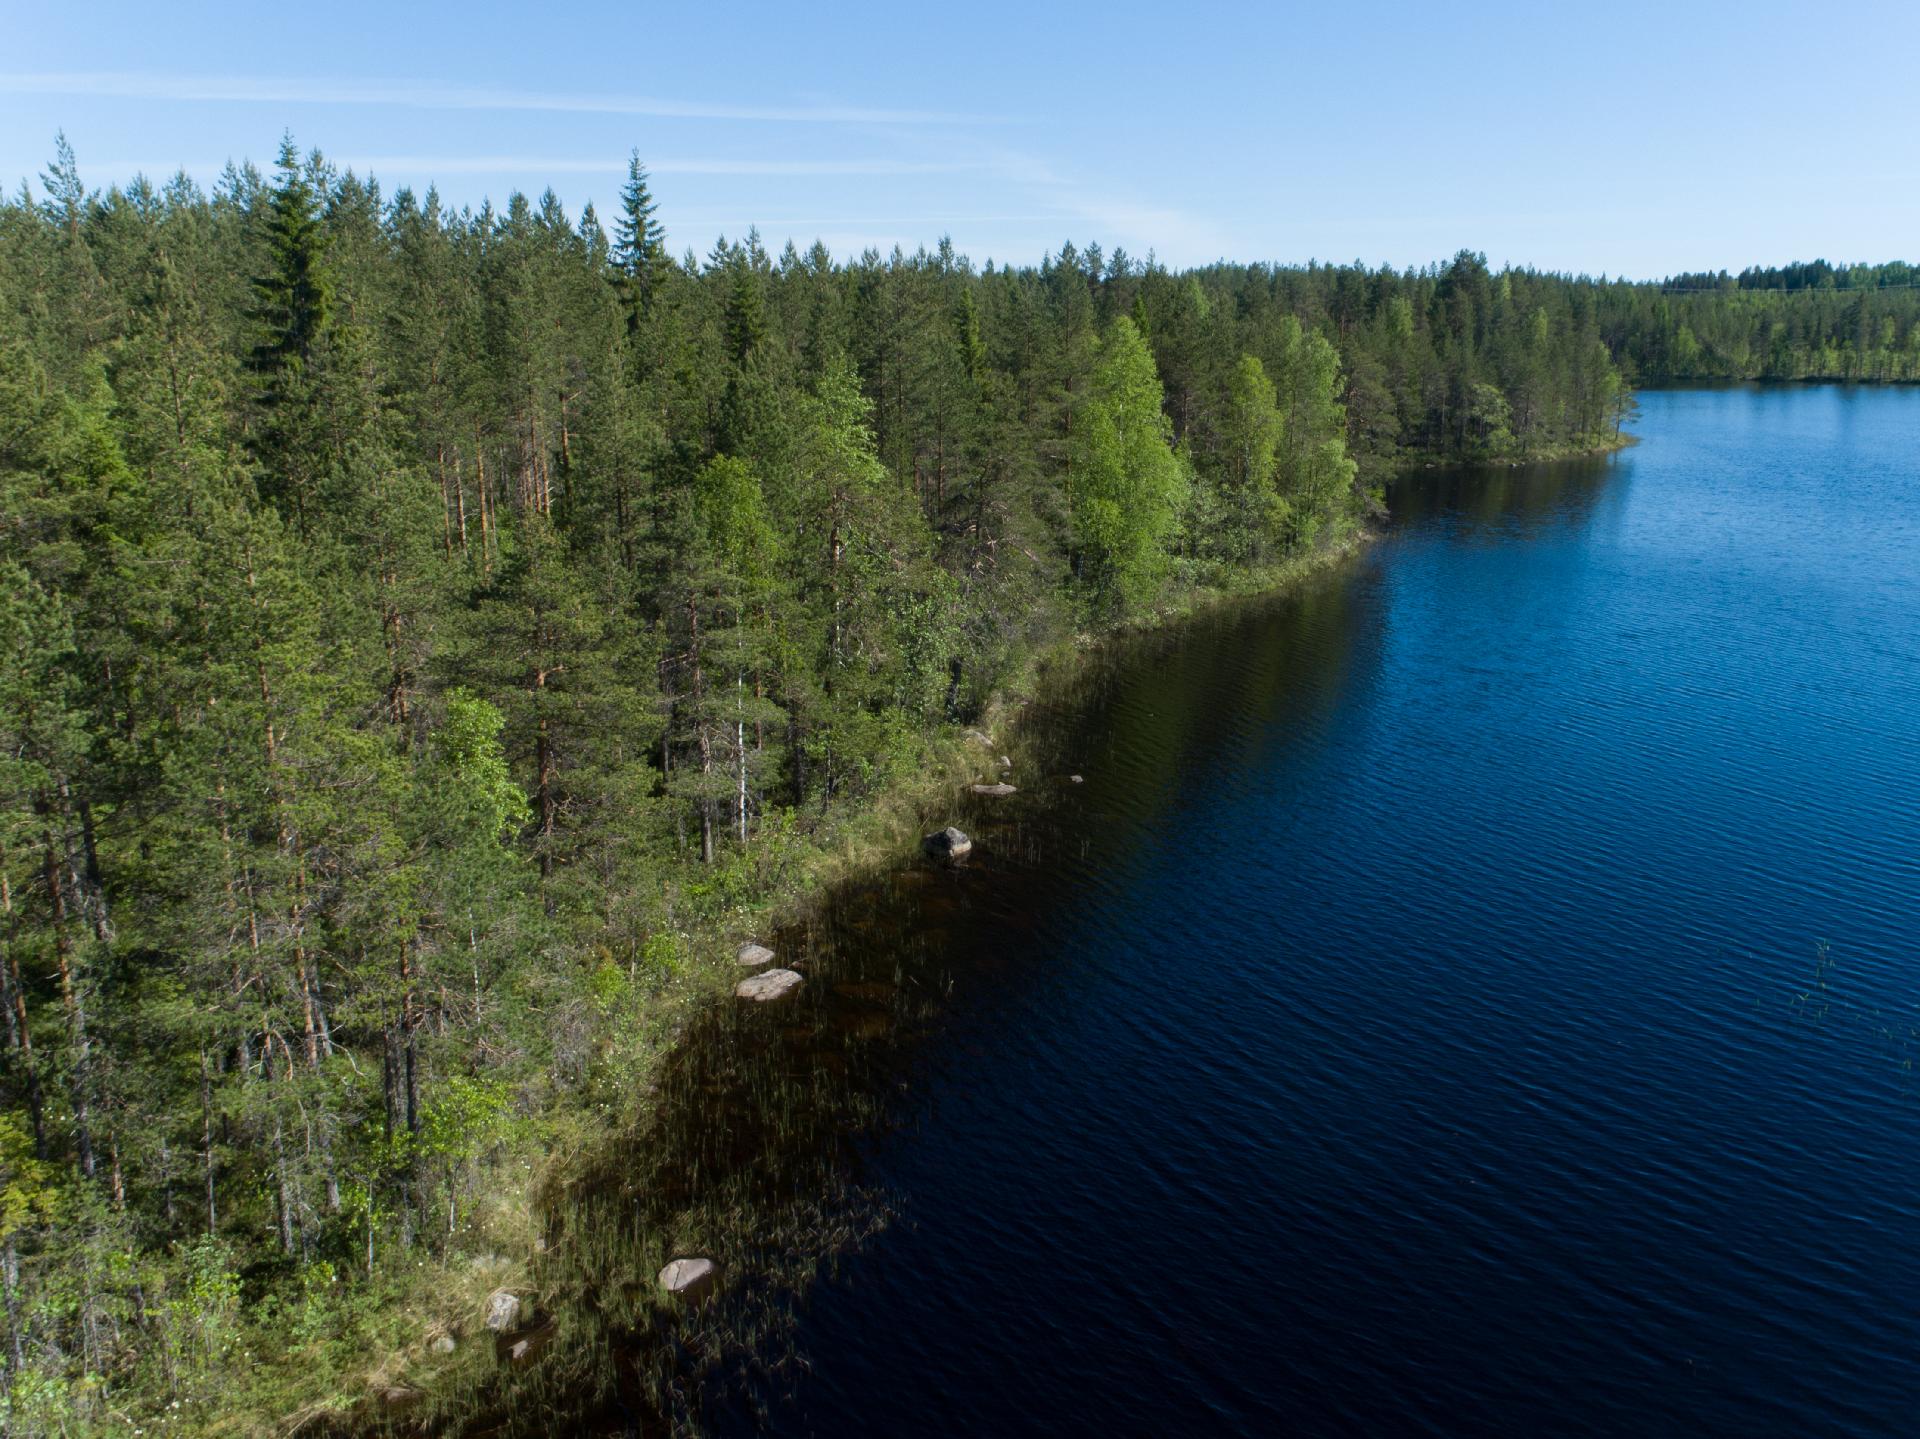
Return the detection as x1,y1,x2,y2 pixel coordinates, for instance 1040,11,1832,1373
498,385,1920,1437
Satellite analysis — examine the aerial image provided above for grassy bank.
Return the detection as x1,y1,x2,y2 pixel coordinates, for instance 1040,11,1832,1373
1392,426,1640,472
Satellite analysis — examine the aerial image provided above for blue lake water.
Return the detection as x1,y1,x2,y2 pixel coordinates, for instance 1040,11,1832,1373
730,386,1920,1436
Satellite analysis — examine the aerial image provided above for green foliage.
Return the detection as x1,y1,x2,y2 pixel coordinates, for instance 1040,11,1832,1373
431,688,530,842
1071,317,1188,612
0,1115,58,1242
416,1074,513,1166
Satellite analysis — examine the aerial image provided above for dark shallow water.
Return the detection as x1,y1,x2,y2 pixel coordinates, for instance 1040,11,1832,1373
715,387,1920,1437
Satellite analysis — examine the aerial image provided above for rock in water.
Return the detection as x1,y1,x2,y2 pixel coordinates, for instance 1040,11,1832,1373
735,968,803,1002
1068,774,1084,784
508,1332,552,1364
970,782,1017,797
659,1256,718,1303
922,826,972,861
736,942,776,967
482,1288,521,1332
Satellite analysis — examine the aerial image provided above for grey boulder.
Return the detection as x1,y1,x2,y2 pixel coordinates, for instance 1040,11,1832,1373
735,968,803,1002
482,1289,522,1332
922,826,972,861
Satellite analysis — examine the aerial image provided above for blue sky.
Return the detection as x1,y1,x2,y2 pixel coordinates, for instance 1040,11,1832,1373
5,0,1917,277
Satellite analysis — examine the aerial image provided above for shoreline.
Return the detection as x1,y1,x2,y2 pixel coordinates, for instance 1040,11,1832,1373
304,527,1378,1433
1390,427,1639,474
301,436,1628,1432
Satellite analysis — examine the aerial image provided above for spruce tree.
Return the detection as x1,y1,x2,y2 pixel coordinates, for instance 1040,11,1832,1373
613,152,669,322
247,135,335,532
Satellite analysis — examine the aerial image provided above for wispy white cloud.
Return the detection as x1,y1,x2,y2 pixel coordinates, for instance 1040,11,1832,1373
950,145,1233,259
331,156,993,177
22,155,1022,191
1056,194,1234,261
673,214,1062,229
0,71,991,125
16,150,1062,192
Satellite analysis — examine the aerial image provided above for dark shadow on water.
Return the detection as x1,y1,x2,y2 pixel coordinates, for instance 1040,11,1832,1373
1384,451,1624,539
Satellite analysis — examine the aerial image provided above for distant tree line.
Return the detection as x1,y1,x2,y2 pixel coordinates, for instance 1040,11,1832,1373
1588,259,1920,381
0,133,1870,1427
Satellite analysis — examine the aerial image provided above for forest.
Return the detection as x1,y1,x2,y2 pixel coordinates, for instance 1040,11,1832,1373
0,133,1889,1430
1600,259,1920,382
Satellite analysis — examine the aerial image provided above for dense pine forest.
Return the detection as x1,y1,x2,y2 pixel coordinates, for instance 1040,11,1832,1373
0,134,1900,1430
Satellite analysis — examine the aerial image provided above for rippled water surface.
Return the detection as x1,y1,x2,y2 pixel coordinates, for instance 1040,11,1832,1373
716,386,1920,1437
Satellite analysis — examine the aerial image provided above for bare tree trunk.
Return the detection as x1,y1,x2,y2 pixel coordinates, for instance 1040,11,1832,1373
44,830,95,1180
267,1035,294,1256
454,450,470,555
437,443,454,556
477,443,493,577
200,1050,218,1233
557,388,574,517
0,870,47,1157
161,1137,175,1227
534,660,555,887
401,945,419,1140
689,594,713,864
2,1238,20,1380
73,792,111,943
737,709,748,846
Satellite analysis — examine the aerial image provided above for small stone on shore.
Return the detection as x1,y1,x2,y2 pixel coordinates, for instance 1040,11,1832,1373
736,942,776,967
971,782,1017,797
736,968,803,1002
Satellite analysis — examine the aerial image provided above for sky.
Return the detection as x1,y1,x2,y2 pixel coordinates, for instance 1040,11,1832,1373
4,0,1918,278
